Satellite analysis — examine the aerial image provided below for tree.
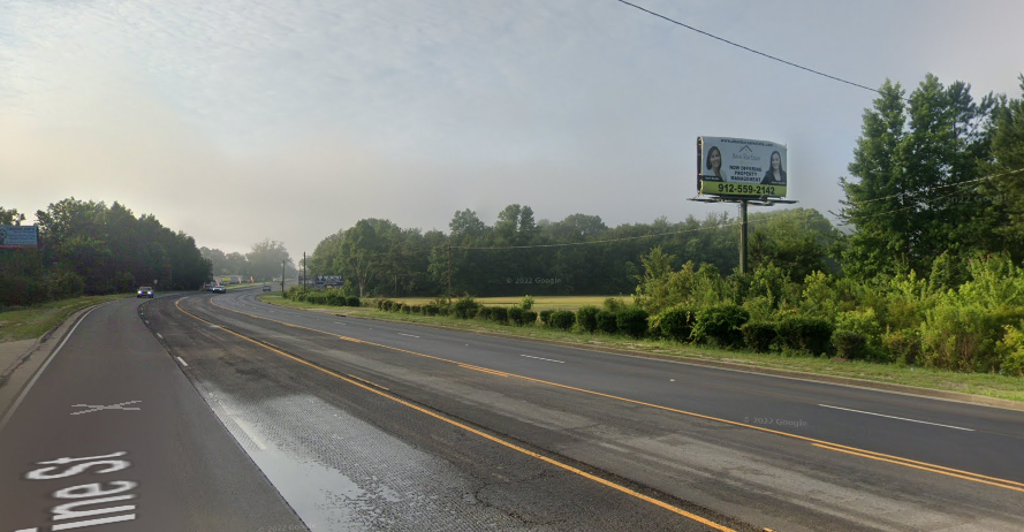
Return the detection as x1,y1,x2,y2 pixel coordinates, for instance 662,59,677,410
840,75,997,278
0,207,25,226
246,239,293,282
978,74,1024,260
749,208,839,281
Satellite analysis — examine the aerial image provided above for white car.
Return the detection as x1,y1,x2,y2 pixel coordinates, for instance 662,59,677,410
210,284,226,293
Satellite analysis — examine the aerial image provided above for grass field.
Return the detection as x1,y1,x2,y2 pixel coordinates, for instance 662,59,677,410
258,293,1024,404
0,294,129,342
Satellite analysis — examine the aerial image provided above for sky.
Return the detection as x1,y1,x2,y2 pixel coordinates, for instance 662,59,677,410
2,0,1023,258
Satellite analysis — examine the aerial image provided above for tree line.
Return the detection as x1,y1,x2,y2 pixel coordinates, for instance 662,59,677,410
200,240,297,282
307,206,838,298
1,199,211,307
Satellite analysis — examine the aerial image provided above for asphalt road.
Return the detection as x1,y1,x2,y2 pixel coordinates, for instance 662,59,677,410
0,297,305,532
3,289,1024,531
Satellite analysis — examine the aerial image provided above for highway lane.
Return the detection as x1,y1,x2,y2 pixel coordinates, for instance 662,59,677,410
168,289,1024,531
150,293,749,532
0,297,305,532
218,290,1024,483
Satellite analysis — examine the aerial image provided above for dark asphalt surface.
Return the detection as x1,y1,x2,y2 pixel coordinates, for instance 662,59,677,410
218,290,1024,484
4,289,1024,532
180,290,1024,531
0,297,305,532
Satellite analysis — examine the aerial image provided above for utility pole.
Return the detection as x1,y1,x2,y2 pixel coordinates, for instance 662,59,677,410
447,243,452,298
303,251,306,289
739,199,748,275
281,260,286,294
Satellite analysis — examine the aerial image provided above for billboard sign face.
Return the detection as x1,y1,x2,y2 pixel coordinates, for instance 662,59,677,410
0,225,38,248
697,137,788,198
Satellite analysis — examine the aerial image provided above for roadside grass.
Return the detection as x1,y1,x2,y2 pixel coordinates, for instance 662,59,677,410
226,283,264,290
0,294,129,342
256,293,1024,403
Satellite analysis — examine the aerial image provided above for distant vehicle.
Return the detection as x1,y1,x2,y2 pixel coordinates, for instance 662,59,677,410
262,284,272,292
210,285,226,294
137,286,154,298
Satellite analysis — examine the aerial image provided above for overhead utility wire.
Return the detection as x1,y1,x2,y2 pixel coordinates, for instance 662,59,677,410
451,221,746,251
842,167,1024,207
613,0,891,99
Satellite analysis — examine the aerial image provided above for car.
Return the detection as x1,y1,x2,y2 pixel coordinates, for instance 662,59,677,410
210,285,226,294
137,286,154,298
262,284,272,292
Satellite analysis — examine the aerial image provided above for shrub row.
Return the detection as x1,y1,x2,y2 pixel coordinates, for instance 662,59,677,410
285,287,360,307
371,296,857,357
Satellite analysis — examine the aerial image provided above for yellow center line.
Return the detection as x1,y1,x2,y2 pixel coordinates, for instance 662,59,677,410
201,296,1024,494
176,298,740,531
813,444,1024,494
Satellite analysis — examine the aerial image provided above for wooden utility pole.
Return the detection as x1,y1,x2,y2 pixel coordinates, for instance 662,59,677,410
447,244,452,298
739,199,748,275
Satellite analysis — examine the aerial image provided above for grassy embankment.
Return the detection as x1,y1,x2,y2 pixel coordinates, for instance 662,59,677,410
257,294,1024,403
0,294,129,342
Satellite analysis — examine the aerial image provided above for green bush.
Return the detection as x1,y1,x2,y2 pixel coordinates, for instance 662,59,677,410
376,298,390,310
400,303,411,313
777,316,834,356
692,304,750,347
346,296,361,307
476,306,492,320
832,330,869,360
603,297,626,313
596,310,618,334
740,321,777,352
576,306,600,333
997,325,1024,377
539,310,554,326
423,303,440,316
453,296,480,319
882,328,922,366
920,303,1024,372
490,306,509,324
654,307,695,343
522,310,538,325
616,306,650,338
508,307,526,326
410,305,422,314
550,310,576,330
520,295,535,311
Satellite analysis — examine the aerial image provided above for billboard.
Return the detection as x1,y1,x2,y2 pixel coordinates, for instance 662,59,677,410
697,137,788,198
0,225,38,249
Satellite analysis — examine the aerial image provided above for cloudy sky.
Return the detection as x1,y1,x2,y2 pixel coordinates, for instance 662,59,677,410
2,0,1023,257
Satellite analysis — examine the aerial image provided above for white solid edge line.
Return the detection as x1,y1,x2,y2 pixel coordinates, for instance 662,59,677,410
0,305,100,433
399,333,420,338
156,332,163,339
520,354,565,364
818,403,975,431
176,356,189,367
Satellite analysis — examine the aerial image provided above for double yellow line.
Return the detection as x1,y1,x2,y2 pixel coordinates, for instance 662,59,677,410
197,297,1024,495
177,297,742,531
182,295,1024,529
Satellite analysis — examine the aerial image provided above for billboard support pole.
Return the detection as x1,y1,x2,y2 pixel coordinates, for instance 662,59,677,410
739,200,748,275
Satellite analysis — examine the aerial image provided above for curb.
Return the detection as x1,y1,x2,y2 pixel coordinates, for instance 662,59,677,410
342,311,1024,413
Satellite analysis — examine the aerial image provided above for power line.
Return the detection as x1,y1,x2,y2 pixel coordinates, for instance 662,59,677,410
451,221,744,251
841,167,1024,207
613,0,891,99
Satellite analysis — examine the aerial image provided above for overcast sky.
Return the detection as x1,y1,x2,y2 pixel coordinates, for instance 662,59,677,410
2,0,1023,258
